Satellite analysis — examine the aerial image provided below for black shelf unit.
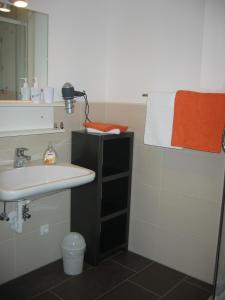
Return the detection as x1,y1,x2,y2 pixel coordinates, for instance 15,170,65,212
71,130,134,265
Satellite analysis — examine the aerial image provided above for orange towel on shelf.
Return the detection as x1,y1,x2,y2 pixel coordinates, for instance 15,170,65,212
83,122,128,133
171,90,225,153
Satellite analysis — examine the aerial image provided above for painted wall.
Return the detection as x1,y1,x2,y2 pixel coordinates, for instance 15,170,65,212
29,0,108,101
200,0,225,90
105,0,225,101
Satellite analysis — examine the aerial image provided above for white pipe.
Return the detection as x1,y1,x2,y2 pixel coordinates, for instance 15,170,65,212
8,199,30,233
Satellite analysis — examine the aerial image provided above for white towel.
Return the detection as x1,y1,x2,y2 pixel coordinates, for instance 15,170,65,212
144,92,180,148
87,128,120,135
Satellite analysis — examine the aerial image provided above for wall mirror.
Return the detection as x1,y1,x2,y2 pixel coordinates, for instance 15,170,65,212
0,3,48,100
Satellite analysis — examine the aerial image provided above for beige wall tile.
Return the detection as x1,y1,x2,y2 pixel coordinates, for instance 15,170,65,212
19,190,70,235
161,148,225,202
87,102,106,122
54,106,82,133
130,176,160,225
0,239,15,284
157,227,216,283
105,103,146,143
133,142,163,188
0,202,15,242
15,221,69,278
159,189,221,242
128,217,160,263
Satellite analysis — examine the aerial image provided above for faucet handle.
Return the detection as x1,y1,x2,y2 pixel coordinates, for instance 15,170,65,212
16,147,29,156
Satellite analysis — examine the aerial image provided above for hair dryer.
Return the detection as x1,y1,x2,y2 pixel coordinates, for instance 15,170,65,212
62,82,86,114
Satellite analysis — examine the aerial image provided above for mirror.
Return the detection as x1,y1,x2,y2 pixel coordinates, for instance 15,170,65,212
0,3,48,100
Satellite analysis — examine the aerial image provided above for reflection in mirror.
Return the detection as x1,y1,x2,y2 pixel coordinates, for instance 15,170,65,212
0,3,48,100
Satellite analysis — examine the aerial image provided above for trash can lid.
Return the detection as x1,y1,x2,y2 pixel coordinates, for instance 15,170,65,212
62,232,86,250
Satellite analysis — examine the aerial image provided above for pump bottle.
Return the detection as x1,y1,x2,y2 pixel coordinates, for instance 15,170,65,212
21,78,30,100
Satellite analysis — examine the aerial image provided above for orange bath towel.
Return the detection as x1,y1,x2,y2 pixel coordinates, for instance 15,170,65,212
171,90,225,153
83,122,128,133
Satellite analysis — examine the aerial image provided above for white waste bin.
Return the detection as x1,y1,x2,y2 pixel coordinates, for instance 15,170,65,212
61,232,86,275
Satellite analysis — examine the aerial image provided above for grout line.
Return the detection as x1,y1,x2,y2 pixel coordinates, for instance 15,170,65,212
29,265,96,299
94,261,153,300
110,258,154,274
29,276,75,299
159,275,187,299
126,261,155,281
94,280,127,300
184,278,213,293
126,279,161,298
49,290,64,300
109,259,139,272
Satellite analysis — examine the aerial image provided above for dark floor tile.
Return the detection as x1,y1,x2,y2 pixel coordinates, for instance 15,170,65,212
32,291,60,300
129,263,185,296
98,281,159,300
111,251,152,272
185,276,213,292
52,260,134,300
162,281,212,300
0,260,68,300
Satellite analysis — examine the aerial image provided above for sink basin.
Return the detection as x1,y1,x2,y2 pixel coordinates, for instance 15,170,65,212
0,163,95,201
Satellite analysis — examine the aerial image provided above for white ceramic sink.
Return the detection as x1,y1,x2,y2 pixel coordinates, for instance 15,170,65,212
0,163,95,201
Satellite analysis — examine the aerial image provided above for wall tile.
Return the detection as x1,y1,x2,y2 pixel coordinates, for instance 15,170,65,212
133,142,163,188
159,189,221,242
0,202,15,242
0,239,15,284
88,102,107,122
105,103,146,143
130,176,160,225
157,227,217,283
128,217,160,263
19,190,70,235
161,148,225,203
15,221,69,278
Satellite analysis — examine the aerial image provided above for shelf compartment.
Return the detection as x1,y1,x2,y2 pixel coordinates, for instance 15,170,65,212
100,214,127,253
101,177,129,217
102,137,131,177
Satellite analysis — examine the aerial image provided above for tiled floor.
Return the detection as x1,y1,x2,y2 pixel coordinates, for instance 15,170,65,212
0,251,213,300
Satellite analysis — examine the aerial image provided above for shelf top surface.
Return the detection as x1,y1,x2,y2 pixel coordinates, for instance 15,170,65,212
72,130,134,139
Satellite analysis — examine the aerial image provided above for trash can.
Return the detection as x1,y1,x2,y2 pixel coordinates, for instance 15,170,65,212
61,232,86,275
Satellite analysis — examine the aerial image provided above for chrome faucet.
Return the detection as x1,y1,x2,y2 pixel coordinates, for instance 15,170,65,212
14,147,31,168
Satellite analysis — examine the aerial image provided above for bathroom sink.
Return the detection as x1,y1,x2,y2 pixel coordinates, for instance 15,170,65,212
0,163,95,201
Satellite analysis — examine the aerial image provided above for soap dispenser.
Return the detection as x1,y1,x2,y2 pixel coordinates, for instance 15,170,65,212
43,142,57,165
33,77,39,88
21,78,30,100
31,77,41,103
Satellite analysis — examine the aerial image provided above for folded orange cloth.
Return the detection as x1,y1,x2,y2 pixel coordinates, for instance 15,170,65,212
83,122,128,133
171,90,225,153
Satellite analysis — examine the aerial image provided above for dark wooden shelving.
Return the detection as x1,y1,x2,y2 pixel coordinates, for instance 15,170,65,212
71,130,134,265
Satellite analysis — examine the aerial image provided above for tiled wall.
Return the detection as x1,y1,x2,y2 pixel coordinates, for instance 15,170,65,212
89,102,225,284
0,102,224,285
0,104,83,284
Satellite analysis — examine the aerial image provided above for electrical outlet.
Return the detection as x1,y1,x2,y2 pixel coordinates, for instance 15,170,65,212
40,224,49,236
